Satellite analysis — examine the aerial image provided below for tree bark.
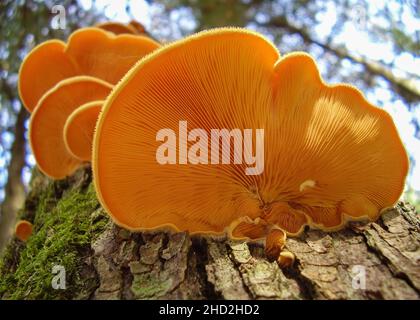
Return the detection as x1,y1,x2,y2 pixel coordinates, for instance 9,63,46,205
0,166,419,300
0,107,28,253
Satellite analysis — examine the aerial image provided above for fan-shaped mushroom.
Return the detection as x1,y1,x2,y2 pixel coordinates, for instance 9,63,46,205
92,28,409,264
18,40,80,112
66,27,159,85
19,27,160,112
30,76,112,179
15,220,33,242
64,100,103,161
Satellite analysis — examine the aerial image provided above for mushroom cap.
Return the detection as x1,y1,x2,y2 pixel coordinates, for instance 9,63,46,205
18,40,80,112
30,76,112,179
95,22,138,35
64,100,103,161
15,220,33,242
129,20,146,34
92,28,409,237
18,28,159,112
66,27,160,84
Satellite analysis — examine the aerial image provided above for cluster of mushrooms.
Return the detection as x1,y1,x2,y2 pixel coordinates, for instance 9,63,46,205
16,22,409,266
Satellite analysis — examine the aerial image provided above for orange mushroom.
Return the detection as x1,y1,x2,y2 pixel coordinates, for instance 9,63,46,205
15,220,33,242
95,21,138,35
19,27,160,112
92,28,409,264
30,76,112,179
95,20,146,35
129,20,146,34
66,27,160,85
64,100,104,161
18,40,80,112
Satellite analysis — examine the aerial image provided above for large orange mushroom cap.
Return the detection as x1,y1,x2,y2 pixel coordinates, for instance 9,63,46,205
66,27,160,84
18,40,81,112
92,28,409,238
64,100,103,161
15,220,33,242
30,76,112,179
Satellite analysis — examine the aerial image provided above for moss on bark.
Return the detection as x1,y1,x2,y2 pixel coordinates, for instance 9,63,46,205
0,166,419,300
0,167,108,299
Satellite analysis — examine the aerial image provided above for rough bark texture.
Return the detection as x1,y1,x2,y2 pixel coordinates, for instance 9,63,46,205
0,166,419,300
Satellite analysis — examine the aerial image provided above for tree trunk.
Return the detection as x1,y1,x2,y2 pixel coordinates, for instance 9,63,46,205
0,166,419,300
0,107,28,253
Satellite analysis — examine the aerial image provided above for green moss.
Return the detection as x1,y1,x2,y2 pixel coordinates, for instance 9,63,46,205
0,239,21,276
0,180,108,299
131,273,173,299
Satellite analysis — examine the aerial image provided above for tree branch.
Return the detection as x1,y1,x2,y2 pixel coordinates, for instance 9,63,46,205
260,17,420,103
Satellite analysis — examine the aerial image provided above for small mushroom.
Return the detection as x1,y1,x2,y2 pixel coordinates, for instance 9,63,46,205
15,220,33,242
64,100,104,161
30,76,112,179
92,28,409,264
19,27,160,112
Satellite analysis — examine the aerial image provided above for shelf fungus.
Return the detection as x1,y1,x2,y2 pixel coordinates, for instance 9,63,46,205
30,76,112,179
19,27,160,112
96,20,146,35
64,100,104,161
15,220,33,242
129,20,146,34
92,28,409,266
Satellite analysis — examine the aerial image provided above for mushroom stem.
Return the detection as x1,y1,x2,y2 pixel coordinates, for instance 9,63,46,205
278,250,295,268
265,228,295,267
